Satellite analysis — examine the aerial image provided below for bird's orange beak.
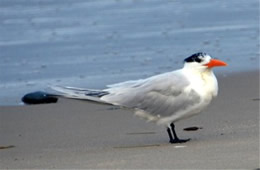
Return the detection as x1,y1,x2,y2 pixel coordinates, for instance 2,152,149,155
205,59,227,68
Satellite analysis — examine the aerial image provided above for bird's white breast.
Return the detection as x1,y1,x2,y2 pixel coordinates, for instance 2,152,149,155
185,68,218,100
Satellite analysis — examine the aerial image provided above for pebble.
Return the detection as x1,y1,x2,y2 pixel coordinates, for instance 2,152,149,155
22,91,58,104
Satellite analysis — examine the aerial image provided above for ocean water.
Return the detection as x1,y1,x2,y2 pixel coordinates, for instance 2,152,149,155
0,0,259,105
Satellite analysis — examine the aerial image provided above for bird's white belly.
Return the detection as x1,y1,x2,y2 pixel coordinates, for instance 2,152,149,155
156,96,212,125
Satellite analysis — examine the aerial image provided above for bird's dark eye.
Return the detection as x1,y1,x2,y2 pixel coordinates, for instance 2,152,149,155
184,52,207,63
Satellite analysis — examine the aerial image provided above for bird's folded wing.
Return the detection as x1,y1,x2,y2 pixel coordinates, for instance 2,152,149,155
50,85,111,104
101,71,201,117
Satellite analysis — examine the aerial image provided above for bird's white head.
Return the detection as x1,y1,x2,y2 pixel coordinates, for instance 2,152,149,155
183,52,227,71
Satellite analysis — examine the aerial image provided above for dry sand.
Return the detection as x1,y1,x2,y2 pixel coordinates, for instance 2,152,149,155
0,71,259,169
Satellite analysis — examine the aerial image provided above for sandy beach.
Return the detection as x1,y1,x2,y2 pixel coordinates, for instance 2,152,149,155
0,71,259,169
0,1,259,169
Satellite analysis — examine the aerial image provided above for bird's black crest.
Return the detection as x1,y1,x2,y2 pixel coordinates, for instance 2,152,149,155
184,52,207,63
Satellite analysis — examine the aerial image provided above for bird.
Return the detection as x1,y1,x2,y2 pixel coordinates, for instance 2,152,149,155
51,52,227,144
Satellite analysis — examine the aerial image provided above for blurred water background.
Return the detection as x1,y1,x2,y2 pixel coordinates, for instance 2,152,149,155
0,0,259,105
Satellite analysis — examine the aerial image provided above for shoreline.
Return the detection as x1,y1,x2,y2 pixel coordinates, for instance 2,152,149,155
1,69,259,107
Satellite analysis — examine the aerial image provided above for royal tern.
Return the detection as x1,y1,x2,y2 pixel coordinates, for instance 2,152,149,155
52,52,227,143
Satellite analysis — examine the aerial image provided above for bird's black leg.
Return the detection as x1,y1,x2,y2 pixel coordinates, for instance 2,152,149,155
167,127,174,143
168,123,190,144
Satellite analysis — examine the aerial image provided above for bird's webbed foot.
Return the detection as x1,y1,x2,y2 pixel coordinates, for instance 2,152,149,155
167,123,190,144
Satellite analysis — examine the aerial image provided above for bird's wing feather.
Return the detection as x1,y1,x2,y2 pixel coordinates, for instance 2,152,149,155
50,85,110,104
101,70,201,118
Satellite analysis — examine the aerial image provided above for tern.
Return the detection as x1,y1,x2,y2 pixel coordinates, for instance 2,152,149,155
52,52,227,143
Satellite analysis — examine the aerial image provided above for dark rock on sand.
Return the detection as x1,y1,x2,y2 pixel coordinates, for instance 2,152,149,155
183,126,203,131
22,91,58,104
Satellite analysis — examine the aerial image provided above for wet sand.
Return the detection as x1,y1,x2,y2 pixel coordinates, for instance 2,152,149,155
0,71,259,169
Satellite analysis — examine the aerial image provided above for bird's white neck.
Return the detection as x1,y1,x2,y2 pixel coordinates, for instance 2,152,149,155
183,67,218,98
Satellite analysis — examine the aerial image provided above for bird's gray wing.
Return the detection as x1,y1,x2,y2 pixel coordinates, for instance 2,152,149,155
101,71,201,118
